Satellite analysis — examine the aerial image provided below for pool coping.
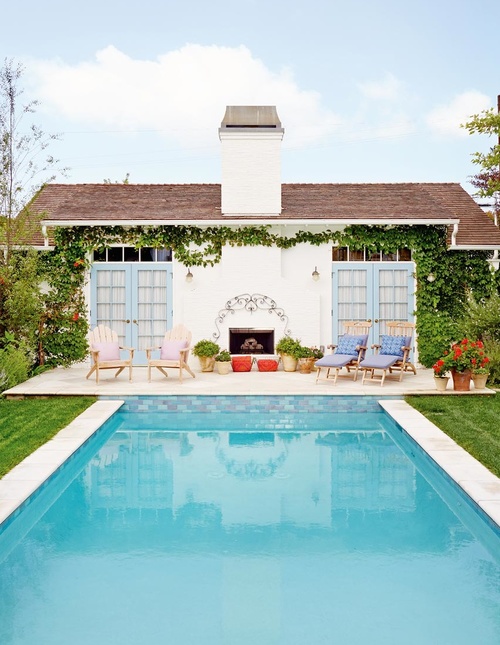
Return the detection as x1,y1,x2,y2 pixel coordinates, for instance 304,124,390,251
0,400,124,527
380,400,500,529
0,397,499,532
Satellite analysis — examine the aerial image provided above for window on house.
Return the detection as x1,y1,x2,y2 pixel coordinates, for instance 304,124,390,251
92,247,173,262
332,246,412,262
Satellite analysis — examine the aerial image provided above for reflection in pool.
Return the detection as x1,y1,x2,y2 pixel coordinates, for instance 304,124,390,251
0,398,499,645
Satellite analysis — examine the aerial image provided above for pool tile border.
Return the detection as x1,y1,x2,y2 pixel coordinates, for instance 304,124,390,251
380,399,500,529
0,400,124,527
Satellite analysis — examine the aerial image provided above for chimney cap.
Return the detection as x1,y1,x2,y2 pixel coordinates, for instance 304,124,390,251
221,105,282,129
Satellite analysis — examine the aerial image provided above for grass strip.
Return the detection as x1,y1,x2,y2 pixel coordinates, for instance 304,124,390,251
405,394,500,478
0,396,97,479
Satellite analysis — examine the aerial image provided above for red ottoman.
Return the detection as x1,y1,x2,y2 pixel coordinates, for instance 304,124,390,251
231,355,253,372
257,359,279,372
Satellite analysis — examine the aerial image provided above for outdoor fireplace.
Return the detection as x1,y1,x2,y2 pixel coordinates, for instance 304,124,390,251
229,328,275,355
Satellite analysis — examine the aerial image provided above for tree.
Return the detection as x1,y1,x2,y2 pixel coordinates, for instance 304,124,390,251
0,58,70,381
462,102,500,225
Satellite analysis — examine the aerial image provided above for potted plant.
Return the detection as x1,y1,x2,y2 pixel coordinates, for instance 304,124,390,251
275,336,302,372
192,339,220,372
432,358,449,391
295,346,324,374
215,350,232,375
439,338,490,391
472,364,490,390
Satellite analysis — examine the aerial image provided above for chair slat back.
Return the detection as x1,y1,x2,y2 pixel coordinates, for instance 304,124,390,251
163,324,192,360
343,320,372,336
90,325,118,345
386,321,415,344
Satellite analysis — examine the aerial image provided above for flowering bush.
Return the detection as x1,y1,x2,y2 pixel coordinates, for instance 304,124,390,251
432,358,447,378
440,338,490,374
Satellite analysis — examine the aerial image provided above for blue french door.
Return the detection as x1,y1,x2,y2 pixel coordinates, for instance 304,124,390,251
91,264,173,364
332,263,415,345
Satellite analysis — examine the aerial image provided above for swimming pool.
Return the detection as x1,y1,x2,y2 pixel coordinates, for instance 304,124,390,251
0,395,499,644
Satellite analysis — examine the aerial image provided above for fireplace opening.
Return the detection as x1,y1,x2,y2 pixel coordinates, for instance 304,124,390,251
229,328,275,354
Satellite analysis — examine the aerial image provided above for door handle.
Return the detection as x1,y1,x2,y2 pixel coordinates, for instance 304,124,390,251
132,319,139,325
374,319,379,323
120,319,131,324
367,319,372,323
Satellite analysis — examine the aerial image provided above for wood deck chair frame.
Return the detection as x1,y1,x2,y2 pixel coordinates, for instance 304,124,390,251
146,324,196,383
315,321,372,384
355,321,416,386
86,325,134,384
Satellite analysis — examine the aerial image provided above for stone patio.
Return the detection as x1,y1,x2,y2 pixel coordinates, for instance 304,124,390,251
2,363,495,398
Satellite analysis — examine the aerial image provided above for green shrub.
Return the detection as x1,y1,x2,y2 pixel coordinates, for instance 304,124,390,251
192,339,220,357
460,291,500,343
0,344,30,392
275,336,301,356
458,292,500,385
484,339,500,386
215,350,231,362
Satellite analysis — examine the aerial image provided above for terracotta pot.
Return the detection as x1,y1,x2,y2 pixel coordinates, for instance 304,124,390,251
198,356,216,372
472,373,489,390
434,376,449,392
451,368,472,391
281,354,298,372
298,357,316,374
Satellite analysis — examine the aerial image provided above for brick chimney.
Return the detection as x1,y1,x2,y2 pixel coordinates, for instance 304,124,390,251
219,106,284,216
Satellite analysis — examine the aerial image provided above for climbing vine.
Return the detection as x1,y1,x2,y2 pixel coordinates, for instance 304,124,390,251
46,224,497,369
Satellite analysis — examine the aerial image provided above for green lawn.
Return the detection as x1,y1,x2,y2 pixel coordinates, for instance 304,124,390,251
405,394,500,478
0,396,96,478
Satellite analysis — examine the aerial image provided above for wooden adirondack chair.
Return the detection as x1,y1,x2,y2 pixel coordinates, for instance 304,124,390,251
86,325,134,384
146,324,195,383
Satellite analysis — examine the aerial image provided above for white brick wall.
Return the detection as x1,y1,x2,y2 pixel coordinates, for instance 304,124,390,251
220,132,283,216
174,243,333,351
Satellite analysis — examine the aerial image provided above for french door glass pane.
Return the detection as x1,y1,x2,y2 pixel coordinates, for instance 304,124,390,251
137,270,168,350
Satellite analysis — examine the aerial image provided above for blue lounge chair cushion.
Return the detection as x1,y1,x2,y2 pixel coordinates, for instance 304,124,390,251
335,334,368,357
360,354,399,369
315,354,357,368
379,335,412,358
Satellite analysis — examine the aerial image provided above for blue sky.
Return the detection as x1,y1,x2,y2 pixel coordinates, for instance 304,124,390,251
3,0,499,195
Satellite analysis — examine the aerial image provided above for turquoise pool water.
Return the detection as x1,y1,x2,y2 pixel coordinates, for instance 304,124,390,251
0,395,499,644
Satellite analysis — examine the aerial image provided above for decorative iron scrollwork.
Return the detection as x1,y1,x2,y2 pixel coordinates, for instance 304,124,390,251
213,293,291,341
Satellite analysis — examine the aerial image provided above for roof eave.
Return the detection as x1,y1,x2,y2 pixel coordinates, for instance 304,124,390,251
449,244,500,251
41,218,460,227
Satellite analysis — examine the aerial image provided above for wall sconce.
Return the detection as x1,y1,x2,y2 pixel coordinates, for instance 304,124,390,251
186,267,193,283
312,266,320,281
427,273,435,283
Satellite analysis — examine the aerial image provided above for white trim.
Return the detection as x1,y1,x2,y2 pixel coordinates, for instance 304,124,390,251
449,245,500,250
41,218,460,228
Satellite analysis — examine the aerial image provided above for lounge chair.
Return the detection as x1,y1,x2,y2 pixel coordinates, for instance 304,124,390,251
356,321,416,386
86,325,134,384
146,324,195,383
315,321,372,384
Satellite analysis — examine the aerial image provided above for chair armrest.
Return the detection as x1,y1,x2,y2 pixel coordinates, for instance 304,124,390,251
119,346,135,359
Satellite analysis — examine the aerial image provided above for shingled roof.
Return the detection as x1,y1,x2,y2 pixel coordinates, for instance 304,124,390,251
30,181,500,249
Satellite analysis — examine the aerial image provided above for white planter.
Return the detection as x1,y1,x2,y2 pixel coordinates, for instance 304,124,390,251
281,354,298,372
215,361,232,375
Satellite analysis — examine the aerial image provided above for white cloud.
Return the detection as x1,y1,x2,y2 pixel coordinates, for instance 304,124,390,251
357,72,404,101
345,73,416,142
425,91,492,137
27,44,341,148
